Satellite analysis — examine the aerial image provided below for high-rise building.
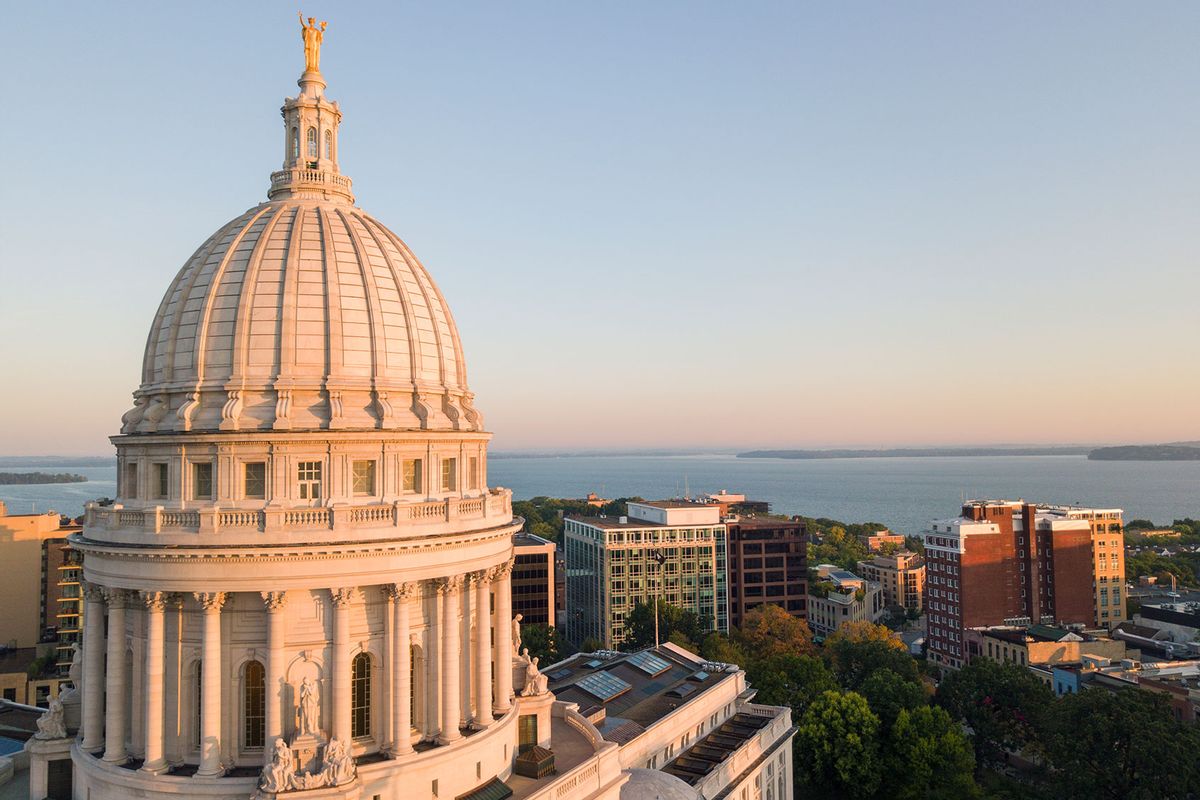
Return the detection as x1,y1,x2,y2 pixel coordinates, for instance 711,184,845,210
856,551,924,612
0,502,80,651
512,532,556,627
725,517,807,628
924,500,1126,670
564,501,728,648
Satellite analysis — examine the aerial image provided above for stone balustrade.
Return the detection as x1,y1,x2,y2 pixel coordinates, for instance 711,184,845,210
269,167,353,188
85,491,512,536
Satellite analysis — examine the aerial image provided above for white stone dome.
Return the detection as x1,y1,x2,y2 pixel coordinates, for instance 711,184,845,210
120,71,482,435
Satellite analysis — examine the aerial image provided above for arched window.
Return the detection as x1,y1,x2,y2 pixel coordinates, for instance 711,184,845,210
351,652,371,738
243,660,265,749
307,127,318,159
324,130,332,160
290,127,299,160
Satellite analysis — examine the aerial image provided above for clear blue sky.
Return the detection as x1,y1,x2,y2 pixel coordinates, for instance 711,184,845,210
2,2,1197,455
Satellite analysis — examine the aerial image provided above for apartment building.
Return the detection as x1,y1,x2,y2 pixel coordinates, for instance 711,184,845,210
855,551,924,611
806,566,884,637
564,501,729,648
924,500,1126,670
726,517,807,628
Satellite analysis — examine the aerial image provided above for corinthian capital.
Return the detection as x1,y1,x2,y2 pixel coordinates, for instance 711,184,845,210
140,591,169,612
492,559,514,580
100,587,129,607
384,582,418,601
261,591,289,611
193,591,227,611
435,575,463,595
330,587,357,607
83,582,106,603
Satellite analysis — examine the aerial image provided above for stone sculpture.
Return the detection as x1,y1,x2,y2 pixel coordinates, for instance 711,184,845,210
321,737,356,786
521,654,547,697
298,677,320,737
258,739,296,794
299,13,327,72
34,698,67,740
512,613,524,656
67,643,82,689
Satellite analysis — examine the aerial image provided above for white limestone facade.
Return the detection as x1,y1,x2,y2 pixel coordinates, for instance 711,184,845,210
69,45,527,800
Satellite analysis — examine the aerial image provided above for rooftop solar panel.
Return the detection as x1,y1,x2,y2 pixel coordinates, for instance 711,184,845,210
576,671,632,702
627,650,672,676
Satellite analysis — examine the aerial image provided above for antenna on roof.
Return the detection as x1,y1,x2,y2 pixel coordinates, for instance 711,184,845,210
684,474,690,500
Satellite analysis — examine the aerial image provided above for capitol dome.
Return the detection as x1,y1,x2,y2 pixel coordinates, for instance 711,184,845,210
122,68,481,436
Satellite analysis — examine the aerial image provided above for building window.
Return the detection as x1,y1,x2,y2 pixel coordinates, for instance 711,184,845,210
468,456,479,491
441,458,457,492
153,463,169,499
307,127,318,158
192,462,213,500
324,129,332,159
244,462,266,499
297,461,322,501
243,660,265,749
402,459,422,494
351,652,371,738
124,462,139,499
290,127,299,159
352,460,376,496
192,661,203,748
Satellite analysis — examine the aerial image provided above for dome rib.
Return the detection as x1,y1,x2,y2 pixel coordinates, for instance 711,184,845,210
336,207,389,388
359,215,422,384
218,204,289,390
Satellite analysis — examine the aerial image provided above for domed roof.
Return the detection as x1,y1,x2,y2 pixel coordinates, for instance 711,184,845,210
619,769,703,800
120,62,483,436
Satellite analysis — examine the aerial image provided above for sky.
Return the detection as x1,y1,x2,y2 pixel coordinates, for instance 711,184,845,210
1,2,1197,455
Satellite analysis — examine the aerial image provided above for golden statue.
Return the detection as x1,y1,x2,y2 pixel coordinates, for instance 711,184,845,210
299,12,328,73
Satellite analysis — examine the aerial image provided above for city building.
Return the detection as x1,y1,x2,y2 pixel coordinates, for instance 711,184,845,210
544,643,794,800
806,566,884,637
513,531,557,627
697,491,770,516
55,546,84,676
725,517,807,628
860,530,906,552
1134,602,1200,648
0,502,81,651
564,501,729,648
1052,659,1200,722
51,25,792,800
0,645,64,708
924,500,1127,670
855,551,924,612
965,624,1128,669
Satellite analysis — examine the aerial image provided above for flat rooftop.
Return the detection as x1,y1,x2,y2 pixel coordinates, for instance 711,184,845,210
546,645,732,735
633,500,720,510
567,515,667,530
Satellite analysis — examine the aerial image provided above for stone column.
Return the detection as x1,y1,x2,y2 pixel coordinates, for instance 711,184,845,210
140,592,169,774
389,583,416,755
102,589,128,763
437,576,463,744
261,591,288,757
474,570,493,727
81,584,106,752
195,592,226,777
493,560,515,713
331,588,355,742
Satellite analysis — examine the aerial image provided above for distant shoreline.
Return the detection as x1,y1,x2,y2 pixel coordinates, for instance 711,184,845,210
738,447,1092,460
0,471,88,485
1088,445,1200,461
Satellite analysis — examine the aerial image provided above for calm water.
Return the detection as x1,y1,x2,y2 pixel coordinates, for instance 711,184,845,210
4,455,1197,535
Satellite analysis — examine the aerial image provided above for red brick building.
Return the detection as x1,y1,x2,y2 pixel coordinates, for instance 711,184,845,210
726,517,807,628
925,500,1118,670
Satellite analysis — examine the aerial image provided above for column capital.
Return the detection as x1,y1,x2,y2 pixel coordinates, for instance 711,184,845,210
101,587,130,608
83,582,106,603
465,570,490,587
492,559,515,580
140,591,169,612
330,587,357,607
193,591,227,611
435,575,464,595
384,582,419,601
261,591,289,611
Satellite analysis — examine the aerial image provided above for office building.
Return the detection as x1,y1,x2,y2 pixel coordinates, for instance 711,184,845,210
725,517,807,628
513,531,557,626
564,501,729,648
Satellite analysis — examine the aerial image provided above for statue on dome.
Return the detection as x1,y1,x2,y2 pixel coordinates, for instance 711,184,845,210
298,676,321,737
67,643,82,690
520,651,548,697
512,613,524,656
35,698,67,740
299,13,328,73
258,738,296,794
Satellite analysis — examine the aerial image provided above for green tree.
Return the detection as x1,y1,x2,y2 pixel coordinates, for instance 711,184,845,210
823,621,919,689
935,659,1052,771
857,668,927,731
887,705,979,800
794,690,882,800
746,654,838,715
1042,687,1200,799
699,632,748,665
623,602,709,651
519,623,560,664
733,604,815,659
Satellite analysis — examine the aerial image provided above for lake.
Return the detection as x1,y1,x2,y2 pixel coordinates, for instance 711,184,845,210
4,455,1197,535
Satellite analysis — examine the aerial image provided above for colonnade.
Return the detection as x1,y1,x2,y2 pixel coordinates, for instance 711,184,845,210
78,561,515,776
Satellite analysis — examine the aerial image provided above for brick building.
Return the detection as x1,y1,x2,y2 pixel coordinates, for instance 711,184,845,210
924,500,1126,670
856,551,924,611
725,517,807,627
